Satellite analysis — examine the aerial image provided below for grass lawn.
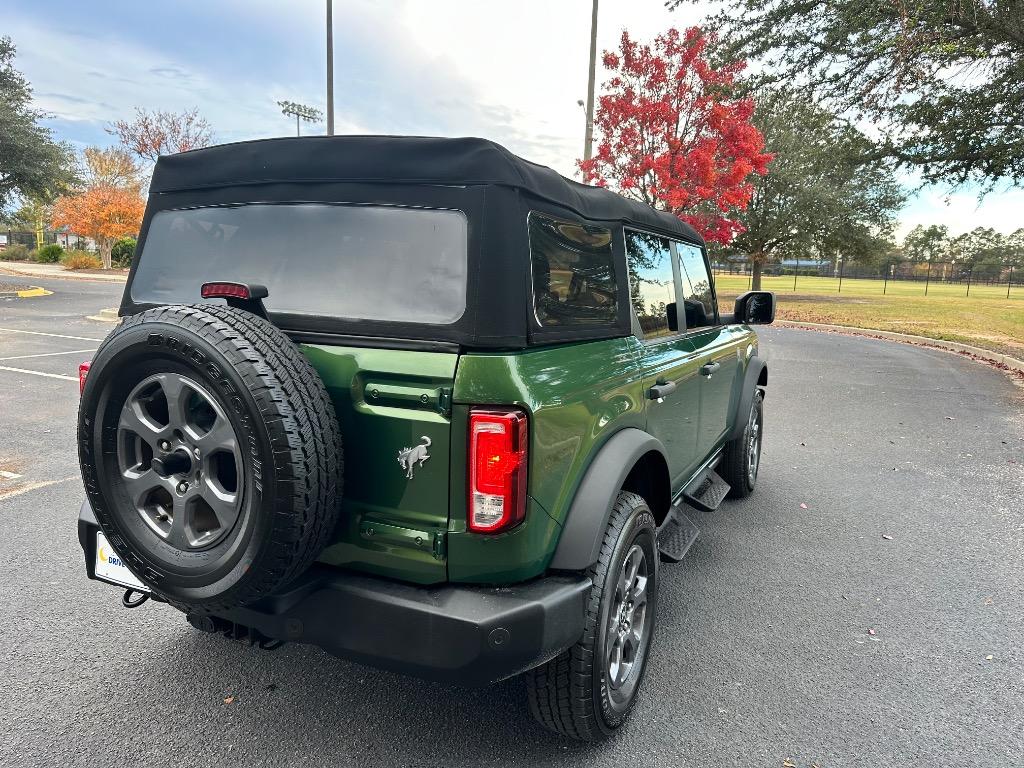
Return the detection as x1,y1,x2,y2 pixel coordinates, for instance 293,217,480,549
714,274,1024,358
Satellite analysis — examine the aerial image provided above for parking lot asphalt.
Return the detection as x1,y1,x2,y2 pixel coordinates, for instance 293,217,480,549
1,278,1022,767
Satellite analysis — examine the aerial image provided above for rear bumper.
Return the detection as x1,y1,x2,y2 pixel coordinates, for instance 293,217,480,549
78,500,590,686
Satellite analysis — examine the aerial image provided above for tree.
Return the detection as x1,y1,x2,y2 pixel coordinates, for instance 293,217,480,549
6,197,52,249
82,146,143,190
51,185,144,269
668,0,1024,187
949,227,1006,266
579,28,771,244
51,146,145,269
720,90,904,288
902,225,952,263
0,37,78,213
107,107,214,164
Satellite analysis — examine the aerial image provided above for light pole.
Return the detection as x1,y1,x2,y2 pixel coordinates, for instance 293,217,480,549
326,0,334,135
277,100,323,137
582,0,599,162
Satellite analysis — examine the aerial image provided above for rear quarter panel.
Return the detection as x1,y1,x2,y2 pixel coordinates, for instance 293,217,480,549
448,336,645,583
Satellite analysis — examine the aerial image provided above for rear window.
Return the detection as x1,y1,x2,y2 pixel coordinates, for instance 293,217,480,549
528,211,617,328
131,203,468,325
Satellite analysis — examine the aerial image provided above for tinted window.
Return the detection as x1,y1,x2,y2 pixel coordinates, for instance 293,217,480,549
676,242,716,328
132,204,468,325
625,230,677,339
529,212,617,327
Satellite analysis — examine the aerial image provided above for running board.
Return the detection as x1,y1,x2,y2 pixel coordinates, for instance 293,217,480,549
656,505,700,563
681,468,731,513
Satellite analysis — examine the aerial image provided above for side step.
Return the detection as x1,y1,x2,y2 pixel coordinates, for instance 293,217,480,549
682,469,730,513
656,505,700,563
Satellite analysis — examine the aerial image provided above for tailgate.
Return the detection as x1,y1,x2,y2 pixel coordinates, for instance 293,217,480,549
302,344,457,584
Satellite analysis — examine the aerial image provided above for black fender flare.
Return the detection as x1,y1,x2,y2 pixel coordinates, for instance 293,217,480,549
549,428,669,571
728,357,767,441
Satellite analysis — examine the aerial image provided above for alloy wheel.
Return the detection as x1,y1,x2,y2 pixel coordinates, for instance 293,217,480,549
116,373,242,550
606,544,650,698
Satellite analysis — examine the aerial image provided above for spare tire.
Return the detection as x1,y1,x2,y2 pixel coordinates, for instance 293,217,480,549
79,304,343,613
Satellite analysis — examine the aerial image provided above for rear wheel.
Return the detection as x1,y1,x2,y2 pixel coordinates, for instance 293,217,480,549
720,388,764,498
526,491,658,740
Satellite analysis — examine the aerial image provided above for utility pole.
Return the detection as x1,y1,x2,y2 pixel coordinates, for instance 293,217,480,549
582,0,598,162
326,0,335,135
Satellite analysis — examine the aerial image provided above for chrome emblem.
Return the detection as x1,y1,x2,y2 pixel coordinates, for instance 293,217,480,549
398,436,432,479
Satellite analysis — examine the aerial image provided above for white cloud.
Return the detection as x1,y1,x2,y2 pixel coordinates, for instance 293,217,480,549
897,187,1024,239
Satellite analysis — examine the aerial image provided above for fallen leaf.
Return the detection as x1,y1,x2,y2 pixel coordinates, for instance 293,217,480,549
800,503,808,509
223,696,234,705
783,761,796,768
882,535,893,540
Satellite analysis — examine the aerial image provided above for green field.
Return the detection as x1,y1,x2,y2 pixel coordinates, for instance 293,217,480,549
714,273,1024,358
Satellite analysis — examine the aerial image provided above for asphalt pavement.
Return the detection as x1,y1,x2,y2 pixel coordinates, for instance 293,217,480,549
1,276,1021,767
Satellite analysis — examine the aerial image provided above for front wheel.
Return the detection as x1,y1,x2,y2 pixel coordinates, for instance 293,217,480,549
720,388,764,498
526,492,659,740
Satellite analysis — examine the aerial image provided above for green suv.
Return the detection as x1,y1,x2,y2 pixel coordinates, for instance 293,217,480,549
77,136,774,740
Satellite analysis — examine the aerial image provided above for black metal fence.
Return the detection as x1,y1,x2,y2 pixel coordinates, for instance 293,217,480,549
713,259,1024,298
2,229,90,250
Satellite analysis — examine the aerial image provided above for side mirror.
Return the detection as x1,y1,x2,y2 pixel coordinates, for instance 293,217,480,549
666,302,678,332
733,291,776,325
684,299,709,328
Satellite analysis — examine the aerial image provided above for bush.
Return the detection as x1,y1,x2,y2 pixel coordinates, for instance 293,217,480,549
111,237,136,268
62,251,103,270
2,243,30,261
34,243,65,263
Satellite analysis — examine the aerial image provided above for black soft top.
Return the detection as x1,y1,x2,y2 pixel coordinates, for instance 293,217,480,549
149,135,700,242
130,136,706,349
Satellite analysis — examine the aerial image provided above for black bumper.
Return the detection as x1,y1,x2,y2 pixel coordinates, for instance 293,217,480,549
78,501,590,687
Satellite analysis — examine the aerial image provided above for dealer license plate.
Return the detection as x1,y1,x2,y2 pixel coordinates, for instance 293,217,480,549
94,530,149,592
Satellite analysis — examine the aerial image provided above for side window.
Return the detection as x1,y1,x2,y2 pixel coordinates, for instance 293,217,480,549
624,230,677,340
676,241,717,328
528,212,617,328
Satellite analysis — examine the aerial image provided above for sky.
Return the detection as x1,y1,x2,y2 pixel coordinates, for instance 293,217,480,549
5,0,1022,239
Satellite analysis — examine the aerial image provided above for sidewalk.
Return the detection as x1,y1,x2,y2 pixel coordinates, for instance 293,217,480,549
0,261,128,283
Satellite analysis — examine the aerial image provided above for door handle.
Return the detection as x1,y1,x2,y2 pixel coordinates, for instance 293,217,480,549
648,381,677,401
700,361,721,378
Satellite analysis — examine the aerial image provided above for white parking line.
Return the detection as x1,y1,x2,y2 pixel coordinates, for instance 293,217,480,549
0,348,96,361
0,476,78,502
0,327,103,342
0,365,78,382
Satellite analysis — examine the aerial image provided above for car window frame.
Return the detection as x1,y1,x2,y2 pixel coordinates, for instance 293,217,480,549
623,227,686,345
671,238,722,332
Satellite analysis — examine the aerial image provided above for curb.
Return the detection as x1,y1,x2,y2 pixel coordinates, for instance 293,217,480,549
776,320,1024,378
86,307,120,323
0,285,53,298
0,263,128,283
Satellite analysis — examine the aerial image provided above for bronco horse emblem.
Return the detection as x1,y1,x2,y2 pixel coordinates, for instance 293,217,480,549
397,436,432,479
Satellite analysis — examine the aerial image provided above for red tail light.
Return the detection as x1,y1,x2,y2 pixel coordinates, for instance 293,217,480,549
201,282,252,299
78,361,91,395
468,408,528,533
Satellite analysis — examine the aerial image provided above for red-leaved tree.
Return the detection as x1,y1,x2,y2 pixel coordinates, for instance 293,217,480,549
580,28,771,244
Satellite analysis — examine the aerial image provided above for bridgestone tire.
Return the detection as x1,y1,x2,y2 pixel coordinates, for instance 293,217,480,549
79,305,343,614
720,388,764,499
526,492,659,741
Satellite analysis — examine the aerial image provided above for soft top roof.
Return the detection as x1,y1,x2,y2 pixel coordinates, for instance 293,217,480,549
149,135,702,243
